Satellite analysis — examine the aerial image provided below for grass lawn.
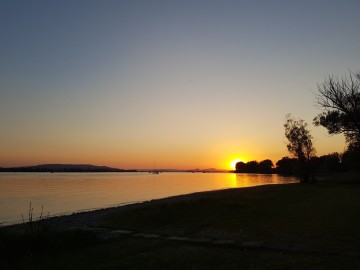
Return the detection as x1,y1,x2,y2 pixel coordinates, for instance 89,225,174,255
2,183,360,269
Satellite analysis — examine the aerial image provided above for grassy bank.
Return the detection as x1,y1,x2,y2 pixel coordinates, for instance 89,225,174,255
2,183,360,269
103,183,360,252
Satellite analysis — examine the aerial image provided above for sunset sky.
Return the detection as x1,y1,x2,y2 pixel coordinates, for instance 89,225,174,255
1,0,359,170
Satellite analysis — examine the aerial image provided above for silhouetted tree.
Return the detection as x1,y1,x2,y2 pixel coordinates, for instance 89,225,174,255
309,153,344,175
235,161,247,173
342,149,360,172
246,161,259,173
285,114,315,162
259,159,273,174
284,114,315,182
236,160,259,173
235,159,274,174
313,70,360,151
318,153,344,174
276,157,298,175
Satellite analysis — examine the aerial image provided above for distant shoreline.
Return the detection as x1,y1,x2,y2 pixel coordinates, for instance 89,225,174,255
0,164,231,173
0,164,134,173
0,169,138,173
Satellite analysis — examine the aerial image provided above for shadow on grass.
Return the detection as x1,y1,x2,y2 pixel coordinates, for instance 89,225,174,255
0,227,99,268
102,183,360,252
317,172,360,184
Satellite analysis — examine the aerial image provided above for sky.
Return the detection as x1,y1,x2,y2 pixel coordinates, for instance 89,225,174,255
0,0,359,170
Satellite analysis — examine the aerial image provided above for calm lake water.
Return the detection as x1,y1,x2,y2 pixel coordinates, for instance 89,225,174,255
0,172,298,226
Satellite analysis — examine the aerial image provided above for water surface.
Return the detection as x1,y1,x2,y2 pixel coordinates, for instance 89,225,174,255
0,172,298,225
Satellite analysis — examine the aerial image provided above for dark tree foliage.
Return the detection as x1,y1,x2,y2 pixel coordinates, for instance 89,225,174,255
276,153,344,177
259,159,274,174
310,153,344,175
235,159,274,174
284,114,315,163
275,157,298,175
235,161,247,173
342,149,360,172
313,71,360,150
246,161,260,173
320,153,344,173
283,115,316,183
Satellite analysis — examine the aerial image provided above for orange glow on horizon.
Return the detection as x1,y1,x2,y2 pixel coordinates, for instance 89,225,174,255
229,157,248,170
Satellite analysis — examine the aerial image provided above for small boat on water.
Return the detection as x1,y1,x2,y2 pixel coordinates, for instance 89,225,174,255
150,162,160,174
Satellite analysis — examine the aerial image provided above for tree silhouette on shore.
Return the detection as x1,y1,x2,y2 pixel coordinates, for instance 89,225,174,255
314,70,360,171
235,159,273,174
284,114,315,183
314,71,360,151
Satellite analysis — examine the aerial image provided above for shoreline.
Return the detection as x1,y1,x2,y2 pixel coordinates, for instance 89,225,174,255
3,183,296,232
3,182,360,269
0,172,297,227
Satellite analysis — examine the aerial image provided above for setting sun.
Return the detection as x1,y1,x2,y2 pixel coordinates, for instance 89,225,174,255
230,158,246,170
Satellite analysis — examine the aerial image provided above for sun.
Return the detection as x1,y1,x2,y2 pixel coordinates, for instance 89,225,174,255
230,158,246,170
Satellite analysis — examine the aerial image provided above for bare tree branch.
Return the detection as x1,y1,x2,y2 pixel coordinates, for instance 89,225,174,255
314,70,360,149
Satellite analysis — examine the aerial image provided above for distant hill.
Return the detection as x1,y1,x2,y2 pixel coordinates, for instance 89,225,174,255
0,164,136,172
